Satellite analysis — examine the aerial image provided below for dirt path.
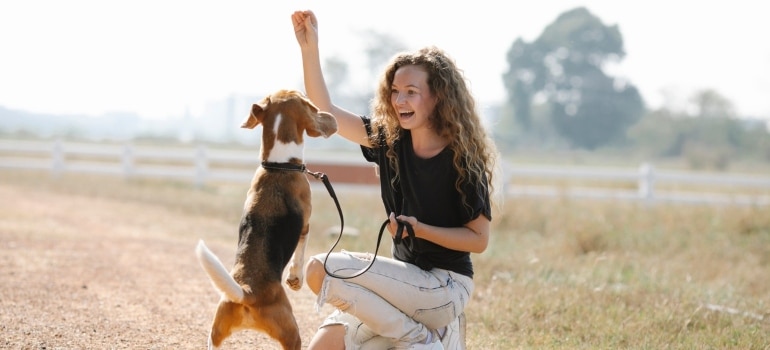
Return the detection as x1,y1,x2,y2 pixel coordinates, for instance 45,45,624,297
0,181,330,349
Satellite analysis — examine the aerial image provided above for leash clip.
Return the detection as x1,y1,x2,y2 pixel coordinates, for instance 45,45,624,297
305,170,326,181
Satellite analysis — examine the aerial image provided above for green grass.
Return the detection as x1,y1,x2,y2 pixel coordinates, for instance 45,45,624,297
2,170,768,349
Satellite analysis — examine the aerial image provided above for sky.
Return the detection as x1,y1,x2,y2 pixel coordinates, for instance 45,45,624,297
1,0,769,121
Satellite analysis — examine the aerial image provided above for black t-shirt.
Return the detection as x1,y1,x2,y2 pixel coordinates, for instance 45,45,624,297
360,117,492,278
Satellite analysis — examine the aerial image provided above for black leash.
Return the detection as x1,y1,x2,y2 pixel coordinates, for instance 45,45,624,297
262,161,412,279
304,167,393,279
311,168,414,279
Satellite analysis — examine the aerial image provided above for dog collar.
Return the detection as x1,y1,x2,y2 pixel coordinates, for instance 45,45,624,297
261,161,307,173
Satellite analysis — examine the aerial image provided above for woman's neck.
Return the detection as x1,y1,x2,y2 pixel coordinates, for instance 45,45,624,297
409,128,449,159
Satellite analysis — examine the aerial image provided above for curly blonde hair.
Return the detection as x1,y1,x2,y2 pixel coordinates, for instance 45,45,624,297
370,46,498,206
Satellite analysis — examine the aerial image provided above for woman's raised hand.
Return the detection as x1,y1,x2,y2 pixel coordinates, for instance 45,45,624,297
291,10,319,49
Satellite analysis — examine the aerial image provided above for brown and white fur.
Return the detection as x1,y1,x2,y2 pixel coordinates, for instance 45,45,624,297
195,89,337,349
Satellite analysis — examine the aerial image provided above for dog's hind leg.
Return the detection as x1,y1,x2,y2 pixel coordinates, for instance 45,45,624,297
207,301,244,349
256,287,302,350
285,223,309,291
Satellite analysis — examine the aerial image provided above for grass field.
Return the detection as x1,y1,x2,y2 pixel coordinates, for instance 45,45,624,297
1,169,768,349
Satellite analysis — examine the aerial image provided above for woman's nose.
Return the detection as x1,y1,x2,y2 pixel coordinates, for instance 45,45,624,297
394,93,406,105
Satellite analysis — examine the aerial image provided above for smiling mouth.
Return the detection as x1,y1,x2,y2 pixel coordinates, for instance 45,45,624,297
399,111,415,119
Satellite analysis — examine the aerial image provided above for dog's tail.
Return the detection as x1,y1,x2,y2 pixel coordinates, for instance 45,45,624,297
195,240,245,303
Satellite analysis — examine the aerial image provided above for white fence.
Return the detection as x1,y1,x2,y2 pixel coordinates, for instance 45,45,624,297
1,139,769,206
0,139,373,187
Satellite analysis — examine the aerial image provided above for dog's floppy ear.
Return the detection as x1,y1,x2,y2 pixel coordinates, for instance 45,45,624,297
241,98,269,129
299,96,338,138
306,111,338,138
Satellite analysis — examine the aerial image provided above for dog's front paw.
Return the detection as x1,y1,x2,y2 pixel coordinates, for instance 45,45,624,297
285,261,304,290
285,273,303,291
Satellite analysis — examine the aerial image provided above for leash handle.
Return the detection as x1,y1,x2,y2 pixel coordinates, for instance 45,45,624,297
393,219,414,245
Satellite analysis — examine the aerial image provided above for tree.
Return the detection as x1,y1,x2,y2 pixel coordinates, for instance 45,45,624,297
503,38,541,130
690,88,736,119
627,89,770,169
502,7,645,149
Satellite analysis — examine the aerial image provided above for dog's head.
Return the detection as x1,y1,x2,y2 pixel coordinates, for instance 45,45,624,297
241,89,337,161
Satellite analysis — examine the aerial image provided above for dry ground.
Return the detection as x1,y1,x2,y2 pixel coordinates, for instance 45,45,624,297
4,169,770,349
0,174,332,349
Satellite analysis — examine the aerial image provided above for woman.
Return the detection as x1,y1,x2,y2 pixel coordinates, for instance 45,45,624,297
291,10,497,350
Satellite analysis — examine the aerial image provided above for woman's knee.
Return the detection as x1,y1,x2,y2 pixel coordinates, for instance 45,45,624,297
307,324,345,350
305,257,326,295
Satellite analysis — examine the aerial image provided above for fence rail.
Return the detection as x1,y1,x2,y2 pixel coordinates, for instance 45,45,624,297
1,139,769,206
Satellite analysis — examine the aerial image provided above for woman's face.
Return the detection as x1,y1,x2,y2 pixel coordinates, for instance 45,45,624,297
390,64,437,131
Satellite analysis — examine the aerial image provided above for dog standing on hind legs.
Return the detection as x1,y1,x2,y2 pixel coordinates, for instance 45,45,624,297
195,89,337,349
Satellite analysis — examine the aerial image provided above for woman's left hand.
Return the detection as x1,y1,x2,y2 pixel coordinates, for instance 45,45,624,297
388,212,418,240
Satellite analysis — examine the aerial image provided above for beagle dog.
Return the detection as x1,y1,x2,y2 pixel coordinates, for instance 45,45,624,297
196,89,337,349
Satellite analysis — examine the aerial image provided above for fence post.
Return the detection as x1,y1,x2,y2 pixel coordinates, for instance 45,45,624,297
122,143,134,179
195,145,208,188
51,138,64,178
638,162,655,202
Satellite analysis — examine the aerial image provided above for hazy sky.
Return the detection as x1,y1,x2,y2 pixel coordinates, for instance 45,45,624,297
1,0,768,121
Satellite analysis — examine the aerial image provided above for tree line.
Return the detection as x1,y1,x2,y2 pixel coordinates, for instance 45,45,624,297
322,7,769,170
498,7,769,169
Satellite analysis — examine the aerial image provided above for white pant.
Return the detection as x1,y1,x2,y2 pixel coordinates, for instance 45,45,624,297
311,251,474,349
